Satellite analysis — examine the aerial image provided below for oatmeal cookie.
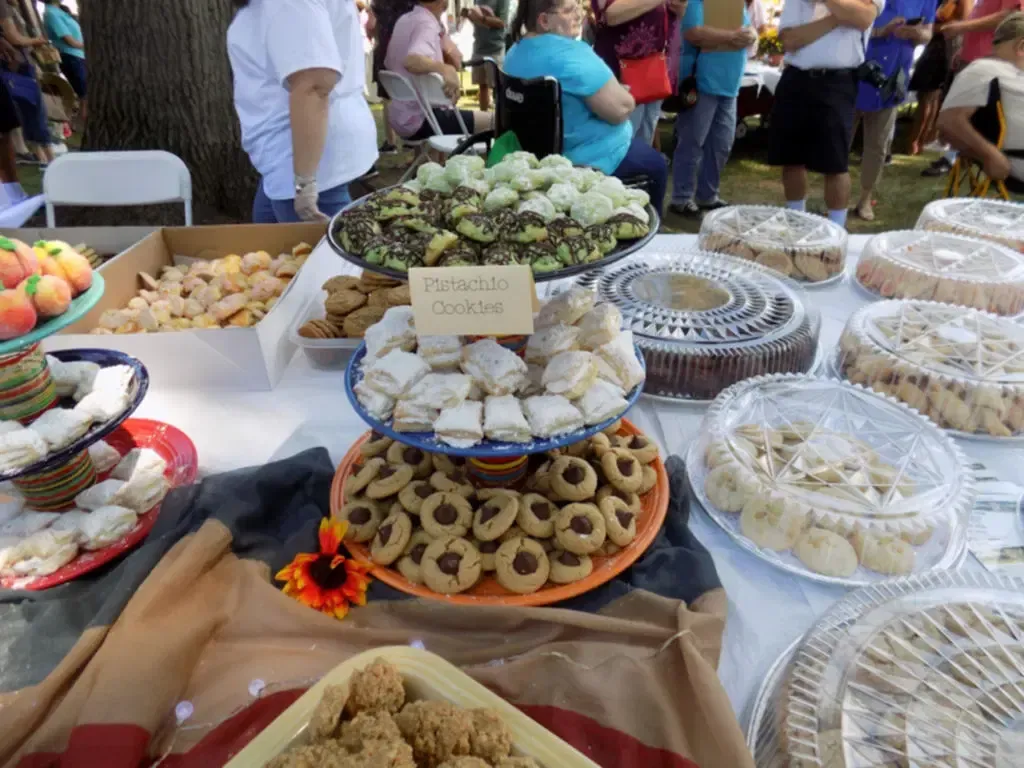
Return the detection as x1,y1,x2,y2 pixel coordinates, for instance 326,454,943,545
421,536,482,594
386,284,412,306
421,492,473,538
308,683,348,740
366,464,415,499
323,275,363,294
360,431,393,459
554,502,607,554
352,739,416,767
494,536,550,594
337,710,402,752
345,658,406,717
325,289,368,318
496,758,541,768
339,496,384,542
343,305,388,337
438,759,491,768
468,709,512,762
549,456,598,501
395,700,473,767
398,480,435,515
298,319,341,339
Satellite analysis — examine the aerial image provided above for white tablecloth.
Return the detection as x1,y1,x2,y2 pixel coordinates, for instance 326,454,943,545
130,234,1024,732
741,61,782,95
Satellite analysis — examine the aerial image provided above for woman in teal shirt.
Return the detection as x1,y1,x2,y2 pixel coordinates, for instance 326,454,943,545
42,0,86,121
503,0,667,209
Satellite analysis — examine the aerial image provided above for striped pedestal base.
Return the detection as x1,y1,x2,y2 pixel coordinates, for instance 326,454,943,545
469,455,529,487
14,450,97,511
0,343,58,424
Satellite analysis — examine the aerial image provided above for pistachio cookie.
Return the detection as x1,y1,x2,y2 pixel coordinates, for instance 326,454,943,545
600,449,643,493
398,480,435,515
595,485,641,514
386,442,433,478
598,496,638,547
396,531,433,584
371,509,413,565
339,496,384,542
421,492,473,538
554,502,607,554
429,468,475,498
517,493,557,538
360,431,393,459
494,537,550,594
472,494,518,541
548,549,593,583
549,456,598,501
366,463,415,499
346,457,385,498
421,537,482,594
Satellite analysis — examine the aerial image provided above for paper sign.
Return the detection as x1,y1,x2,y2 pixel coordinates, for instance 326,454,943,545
408,265,536,336
704,0,745,32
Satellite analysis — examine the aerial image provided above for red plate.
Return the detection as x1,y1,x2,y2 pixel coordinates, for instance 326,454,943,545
1,418,199,591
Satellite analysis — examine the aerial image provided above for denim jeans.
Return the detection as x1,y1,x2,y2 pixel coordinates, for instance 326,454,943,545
671,93,737,204
612,136,668,212
629,99,663,146
251,179,352,224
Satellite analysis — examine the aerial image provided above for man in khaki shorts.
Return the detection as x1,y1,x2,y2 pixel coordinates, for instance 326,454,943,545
467,0,510,111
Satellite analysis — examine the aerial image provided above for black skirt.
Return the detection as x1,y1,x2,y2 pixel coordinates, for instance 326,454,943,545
909,35,949,93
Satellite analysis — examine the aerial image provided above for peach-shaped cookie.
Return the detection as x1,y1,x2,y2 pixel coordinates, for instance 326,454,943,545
36,241,92,295
0,285,38,339
0,236,39,290
19,274,71,318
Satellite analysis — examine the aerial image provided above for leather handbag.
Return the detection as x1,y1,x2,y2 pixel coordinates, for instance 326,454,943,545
618,8,673,105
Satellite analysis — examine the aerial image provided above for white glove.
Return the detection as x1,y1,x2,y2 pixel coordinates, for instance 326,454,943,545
294,178,328,222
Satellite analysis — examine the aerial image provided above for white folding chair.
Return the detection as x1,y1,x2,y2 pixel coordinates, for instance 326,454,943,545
378,70,436,183
43,150,193,227
413,73,486,157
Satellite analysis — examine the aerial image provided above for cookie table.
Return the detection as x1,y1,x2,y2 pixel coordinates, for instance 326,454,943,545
121,233,1024,734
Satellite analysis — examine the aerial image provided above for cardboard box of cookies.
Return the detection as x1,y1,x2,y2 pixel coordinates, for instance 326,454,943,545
44,222,326,391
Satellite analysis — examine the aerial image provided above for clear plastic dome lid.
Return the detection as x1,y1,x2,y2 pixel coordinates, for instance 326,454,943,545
780,571,1024,768
917,198,1024,251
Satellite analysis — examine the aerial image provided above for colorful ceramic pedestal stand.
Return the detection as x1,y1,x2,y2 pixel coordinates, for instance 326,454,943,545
0,343,59,423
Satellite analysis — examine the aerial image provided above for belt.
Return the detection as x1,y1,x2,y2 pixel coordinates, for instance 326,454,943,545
790,66,857,77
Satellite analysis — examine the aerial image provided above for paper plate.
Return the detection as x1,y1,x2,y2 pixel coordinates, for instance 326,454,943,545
330,419,669,606
0,418,199,591
0,273,104,356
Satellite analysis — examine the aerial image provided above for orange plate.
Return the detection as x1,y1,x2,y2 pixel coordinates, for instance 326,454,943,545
329,418,670,607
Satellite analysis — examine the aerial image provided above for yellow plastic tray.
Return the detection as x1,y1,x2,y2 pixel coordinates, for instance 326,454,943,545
225,645,601,768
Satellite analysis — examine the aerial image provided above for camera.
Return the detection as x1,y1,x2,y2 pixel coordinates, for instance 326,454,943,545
856,60,887,88
856,61,908,104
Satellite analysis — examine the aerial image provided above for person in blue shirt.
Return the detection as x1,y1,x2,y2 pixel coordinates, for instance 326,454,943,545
504,0,668,209
42,0,86,122
669,1,756,217
852,2,935,221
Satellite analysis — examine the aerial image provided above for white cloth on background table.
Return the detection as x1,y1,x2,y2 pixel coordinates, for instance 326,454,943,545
127,234,1024,732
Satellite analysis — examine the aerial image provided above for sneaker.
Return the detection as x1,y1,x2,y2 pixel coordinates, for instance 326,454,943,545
379,142,399,154
698,198,729,211
669,200,702,218
922,157,952,177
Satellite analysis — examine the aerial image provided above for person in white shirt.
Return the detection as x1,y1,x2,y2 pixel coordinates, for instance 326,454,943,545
938,11,1024,188
227,0,379,223
767,0,884,227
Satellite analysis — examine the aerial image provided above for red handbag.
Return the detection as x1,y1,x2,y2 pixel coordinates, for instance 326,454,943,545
617,8,673,105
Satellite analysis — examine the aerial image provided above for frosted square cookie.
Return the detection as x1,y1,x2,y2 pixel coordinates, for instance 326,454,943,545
597,331,645,392
524,324,580,365
522,395,584,438
79,505,139,550
536,287,595,327
363,350,430,398
403,373,472,411
392,400,438,432
49,510,90,544
577,379,629,425
542,351,597,399
0,430,47,472
74,365,133,422
29,408,93,451
576,304,622,350
0,511,58,538
461,339,528,396
118,473,169,513
2,529,78,576
46,356,100,399
75,479,127,511
484,395,531,443
111,448,167,483
517,363,545,397
417,335,462,369
354,380,395,421
364,306,416,360
434,400,484,448
88,440,122,473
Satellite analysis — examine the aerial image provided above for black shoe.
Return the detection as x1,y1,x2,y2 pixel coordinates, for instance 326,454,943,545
885,153,893,166
379,142,398,154
669,200,702,218
698,198,729,211
922,157,952,177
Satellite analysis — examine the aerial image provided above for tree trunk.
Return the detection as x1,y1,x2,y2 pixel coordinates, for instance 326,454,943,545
80,0,257,224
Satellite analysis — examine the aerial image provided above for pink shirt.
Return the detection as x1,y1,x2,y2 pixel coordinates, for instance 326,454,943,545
384,5,447,137
961,0,1023,63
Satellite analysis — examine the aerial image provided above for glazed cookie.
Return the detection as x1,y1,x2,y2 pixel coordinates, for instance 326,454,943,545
638,464,657,495
598,496,638,547
548,549,593,584
386,441,433,478
554,502,607,554
398,480,435,515
360,431,392,459
472,494,519,541
600,449,643,493
432,453,466,474
549,456,599,501
429,468,475,498
476,538,501,571
794,527,859,578
595,485,641,514
396,531,433,584
494,537,550,594
371,509,413,565
421,492,473,538
366,463,415,499
346,457,385,498
339,496,384,543
421,536,482,594
517,493,557,538
623,434,658,464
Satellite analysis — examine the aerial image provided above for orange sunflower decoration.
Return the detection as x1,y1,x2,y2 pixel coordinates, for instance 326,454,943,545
275,518,372,619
